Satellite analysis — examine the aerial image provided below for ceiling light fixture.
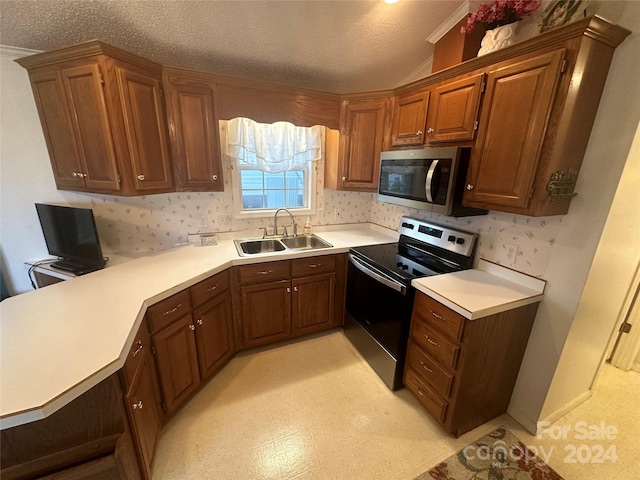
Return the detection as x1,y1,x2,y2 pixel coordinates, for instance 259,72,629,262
384,0,400,4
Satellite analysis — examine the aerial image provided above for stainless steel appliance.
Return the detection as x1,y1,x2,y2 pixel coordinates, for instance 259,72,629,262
377,147,487,217
344,217,478,390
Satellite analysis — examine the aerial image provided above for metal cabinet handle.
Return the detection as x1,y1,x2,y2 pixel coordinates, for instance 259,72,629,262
257,269,274,275
162,304,182,316
294,286,298,292
188,324,196,331
196,318,204,325
424,334,439,347
72,172,86,178
72,172,78,178
204,284,219,293
132,400,143,410
212,174,218,181
416,130,423,135
308,263,321,268
137,174,145,181
287,287,291,293
427,128,434,134
342,176,346,181
429,310,444,320
417,388,426,398
466,184,474,191
419,360,434,375
132,340,143,357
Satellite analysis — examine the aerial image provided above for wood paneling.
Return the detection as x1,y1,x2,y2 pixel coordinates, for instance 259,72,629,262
432,18,485,73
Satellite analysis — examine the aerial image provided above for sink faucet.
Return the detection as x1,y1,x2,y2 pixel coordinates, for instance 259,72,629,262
273,208,297,237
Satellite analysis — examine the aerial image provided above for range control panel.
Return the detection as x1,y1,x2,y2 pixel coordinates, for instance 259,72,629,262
398,217,477,257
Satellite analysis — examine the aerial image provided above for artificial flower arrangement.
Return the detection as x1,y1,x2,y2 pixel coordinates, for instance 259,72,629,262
461,0,542,33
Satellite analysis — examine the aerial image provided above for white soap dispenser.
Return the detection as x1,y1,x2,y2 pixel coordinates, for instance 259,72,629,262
304,217,312,236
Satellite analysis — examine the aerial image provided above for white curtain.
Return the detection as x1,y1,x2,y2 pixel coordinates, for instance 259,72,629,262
225,117,322,173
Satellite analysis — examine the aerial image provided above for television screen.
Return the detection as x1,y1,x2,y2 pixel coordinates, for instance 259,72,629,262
35,204,105,274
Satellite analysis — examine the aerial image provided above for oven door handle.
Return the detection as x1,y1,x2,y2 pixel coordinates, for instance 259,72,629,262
425,159,439,203
348,254,407,295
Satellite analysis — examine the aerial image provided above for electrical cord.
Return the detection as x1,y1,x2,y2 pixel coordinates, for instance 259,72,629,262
27,259,57,290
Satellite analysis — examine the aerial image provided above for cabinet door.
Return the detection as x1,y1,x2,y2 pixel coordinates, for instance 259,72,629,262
426,73,484,144
114,63,173,191
125,352,161,480
241,280,292,348
152,315,200,413
193,294,234,380
390,90,430,147
164,77,223,191
464,50,566,209
28,69,85,189
340,97,390,191
292,273,335,336
61,63,121,192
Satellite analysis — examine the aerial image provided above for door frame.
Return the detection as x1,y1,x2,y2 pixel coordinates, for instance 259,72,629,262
607,260,640,371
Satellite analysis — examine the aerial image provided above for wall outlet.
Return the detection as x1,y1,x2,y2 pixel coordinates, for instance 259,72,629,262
199,216,209,228
218,214,232,226
505,243,519,265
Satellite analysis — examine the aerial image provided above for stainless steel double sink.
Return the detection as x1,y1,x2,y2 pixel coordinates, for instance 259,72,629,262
233,234,333,257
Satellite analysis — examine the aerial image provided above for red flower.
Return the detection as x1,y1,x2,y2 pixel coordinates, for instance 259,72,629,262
461,0,541,33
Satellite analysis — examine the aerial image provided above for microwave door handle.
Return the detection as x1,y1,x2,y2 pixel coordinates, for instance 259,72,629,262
425,159,439,203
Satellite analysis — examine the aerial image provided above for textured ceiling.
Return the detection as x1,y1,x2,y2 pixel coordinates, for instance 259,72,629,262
0,0,464,93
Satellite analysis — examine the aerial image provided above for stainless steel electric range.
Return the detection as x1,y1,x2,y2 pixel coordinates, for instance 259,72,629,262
344,217,478,389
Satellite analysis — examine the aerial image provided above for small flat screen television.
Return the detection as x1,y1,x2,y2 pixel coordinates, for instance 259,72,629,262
35,203,106,275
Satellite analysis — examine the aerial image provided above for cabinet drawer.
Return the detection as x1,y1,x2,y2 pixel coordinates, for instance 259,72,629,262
404,368,448,423
121,323,149,386
406,341,454,399
147,290,192,333
238,261,290,284
291,255,336,277
412,317,460,370
414,292,465,341
191,270,229,307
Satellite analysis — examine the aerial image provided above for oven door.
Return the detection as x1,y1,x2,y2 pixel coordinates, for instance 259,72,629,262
345,254,414,359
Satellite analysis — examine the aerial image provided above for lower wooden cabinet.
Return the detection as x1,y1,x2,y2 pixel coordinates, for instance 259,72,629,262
233,254,346,350
193,293,235,379
404,291,539,437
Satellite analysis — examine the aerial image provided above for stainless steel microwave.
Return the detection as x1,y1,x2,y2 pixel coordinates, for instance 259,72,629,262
377,147,487,217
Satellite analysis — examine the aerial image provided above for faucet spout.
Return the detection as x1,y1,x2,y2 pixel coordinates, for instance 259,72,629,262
274,208,297,237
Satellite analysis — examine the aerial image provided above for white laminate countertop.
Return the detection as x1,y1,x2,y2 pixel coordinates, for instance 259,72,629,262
412,259,546,320
0,223,398,429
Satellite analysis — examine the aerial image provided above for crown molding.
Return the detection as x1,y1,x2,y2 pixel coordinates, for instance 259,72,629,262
427,0,473,44
0,45,42,58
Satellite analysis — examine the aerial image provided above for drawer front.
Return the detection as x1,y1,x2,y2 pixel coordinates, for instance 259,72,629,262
191,270,230,307
291,255,336,277
122,322,149,386
414,292,465,341
412,318,460,370
406,341,454,399
404,368,448,423
238,260,290,284
147,290,192,333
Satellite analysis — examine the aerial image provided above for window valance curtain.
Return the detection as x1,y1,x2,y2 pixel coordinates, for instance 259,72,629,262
224,117,322,173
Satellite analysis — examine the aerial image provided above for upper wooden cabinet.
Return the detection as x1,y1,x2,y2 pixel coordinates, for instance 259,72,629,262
326,95,392,191
390,90,430,147
163,73,224,191
464,50,566,210
425,73,484,144
16,41,173,196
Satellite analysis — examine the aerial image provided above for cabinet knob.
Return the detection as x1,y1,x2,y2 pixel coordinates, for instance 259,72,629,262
137,174,145,181
197,318,204,325
212,174,218,181
132,400,143,410
72,172,78,178
294,286,298,292
342,176,346,181
132,340,143,357
416,130,423,135
466,184,474,191
287,287,291,293
427,128,434,134
188,324,195,331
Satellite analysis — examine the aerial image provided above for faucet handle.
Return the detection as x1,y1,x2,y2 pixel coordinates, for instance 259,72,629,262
292,222,298,237
257,227,268,239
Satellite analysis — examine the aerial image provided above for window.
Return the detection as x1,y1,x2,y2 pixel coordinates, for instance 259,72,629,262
224,118,322,218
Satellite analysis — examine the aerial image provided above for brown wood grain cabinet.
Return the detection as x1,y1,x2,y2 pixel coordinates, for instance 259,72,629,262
425,72,485,144
16,41,173,196
163,74,224,191
325,96,392,191
390,90,430,147
404,291,540,437
233,254,347,350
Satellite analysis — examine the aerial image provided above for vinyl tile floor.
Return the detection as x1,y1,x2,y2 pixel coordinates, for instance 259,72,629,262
153,330,640,479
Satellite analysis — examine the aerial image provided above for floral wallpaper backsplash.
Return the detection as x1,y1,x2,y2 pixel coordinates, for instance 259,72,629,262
370,201,561,278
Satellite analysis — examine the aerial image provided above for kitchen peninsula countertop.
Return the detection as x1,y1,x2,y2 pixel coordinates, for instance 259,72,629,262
412,259,546,320
0,223,398,429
